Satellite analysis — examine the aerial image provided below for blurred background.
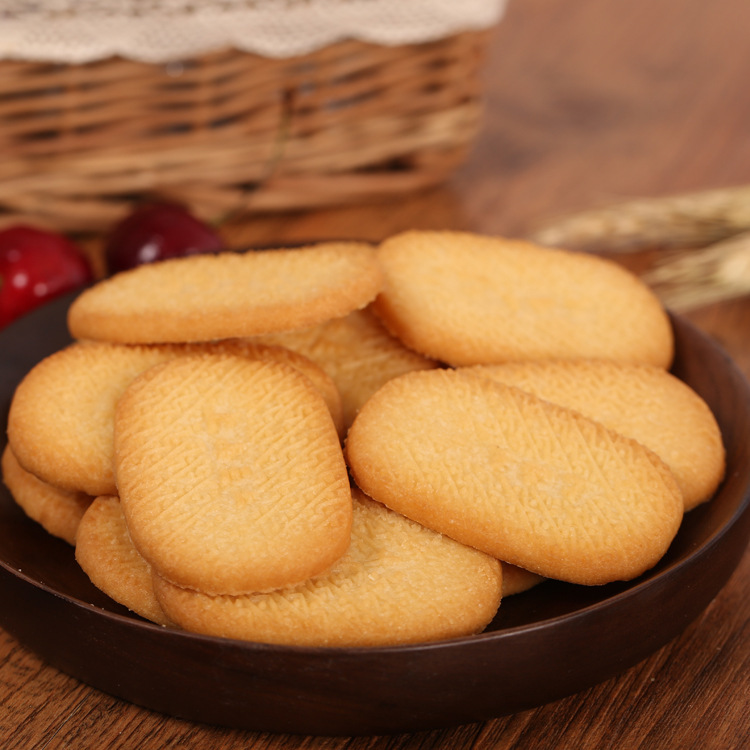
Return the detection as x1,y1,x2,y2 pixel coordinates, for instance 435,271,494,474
3,0,750,310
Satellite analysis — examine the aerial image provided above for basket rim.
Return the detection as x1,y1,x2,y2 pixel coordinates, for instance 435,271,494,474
0,0,507,65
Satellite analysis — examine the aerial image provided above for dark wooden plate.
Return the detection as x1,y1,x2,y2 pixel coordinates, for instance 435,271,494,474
1,293,749,736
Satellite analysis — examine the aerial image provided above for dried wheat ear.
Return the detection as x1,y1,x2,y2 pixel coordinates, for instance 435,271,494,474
528,184,750,311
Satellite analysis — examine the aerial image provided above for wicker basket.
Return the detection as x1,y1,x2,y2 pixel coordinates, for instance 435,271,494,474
0,30,492,233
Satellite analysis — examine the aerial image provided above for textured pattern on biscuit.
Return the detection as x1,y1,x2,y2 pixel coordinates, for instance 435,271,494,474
115,354,352,596
7,340,343,497
209,340,344,437
461,360,725,511
345,369,684,585
373,230,673,368
8,342,194,496
75,496,170,626
255,307,438,429
68,243,383,344
153,488,503,647
1,445,92,545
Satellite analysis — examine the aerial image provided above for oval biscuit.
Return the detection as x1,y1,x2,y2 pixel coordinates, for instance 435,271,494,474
461,360,725,511
75,495,170,626
7,342,193,496
255,306,438,429
68,242,383,344
114,354,352,595
1,444,92,545
373,230,673,368
501,563,545,597
7,339,343,497
152,488,503,647
218,339,344,437
345,369,684,585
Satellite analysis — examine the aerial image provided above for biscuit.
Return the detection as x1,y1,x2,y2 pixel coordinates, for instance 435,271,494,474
345,369,684,585
461,360,725,511
501,564,545,597
75,495,171,626
1,444,91,545
214,339,344,437
8,342,189,496
7,339,343,497
114,353,352,595
152,487,503,647
255,306,438,429
68,242,384,344
373,230,673,368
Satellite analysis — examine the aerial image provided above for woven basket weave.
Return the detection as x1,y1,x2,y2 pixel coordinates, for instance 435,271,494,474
0,30,491,233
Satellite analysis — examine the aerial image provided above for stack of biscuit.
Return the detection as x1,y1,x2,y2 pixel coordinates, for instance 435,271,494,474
2,232,725,647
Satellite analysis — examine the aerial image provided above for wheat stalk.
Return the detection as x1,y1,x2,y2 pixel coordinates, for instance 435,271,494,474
642,230,750,311
528,185,750,253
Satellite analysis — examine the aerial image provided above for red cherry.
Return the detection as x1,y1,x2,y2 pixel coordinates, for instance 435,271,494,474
0,225,92,329
105,202,224,274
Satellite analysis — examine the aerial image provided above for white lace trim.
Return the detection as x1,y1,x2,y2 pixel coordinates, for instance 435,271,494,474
0,0,507,63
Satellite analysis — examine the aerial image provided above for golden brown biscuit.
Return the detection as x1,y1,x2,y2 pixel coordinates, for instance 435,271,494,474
461,360,725,511
214,339,344,437
345,369,684,585
1,444,91,545
115,354,352,596
7,339,343,497
255,306,438,429
75,495,171,626
68,242,384,344
373,230,673,368
152,487,503,647
8,342,190,496
501,564,545,597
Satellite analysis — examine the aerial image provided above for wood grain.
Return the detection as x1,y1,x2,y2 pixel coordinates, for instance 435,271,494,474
2,0,750,747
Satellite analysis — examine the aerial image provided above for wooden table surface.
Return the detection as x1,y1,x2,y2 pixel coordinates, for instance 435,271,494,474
2,0,750,747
